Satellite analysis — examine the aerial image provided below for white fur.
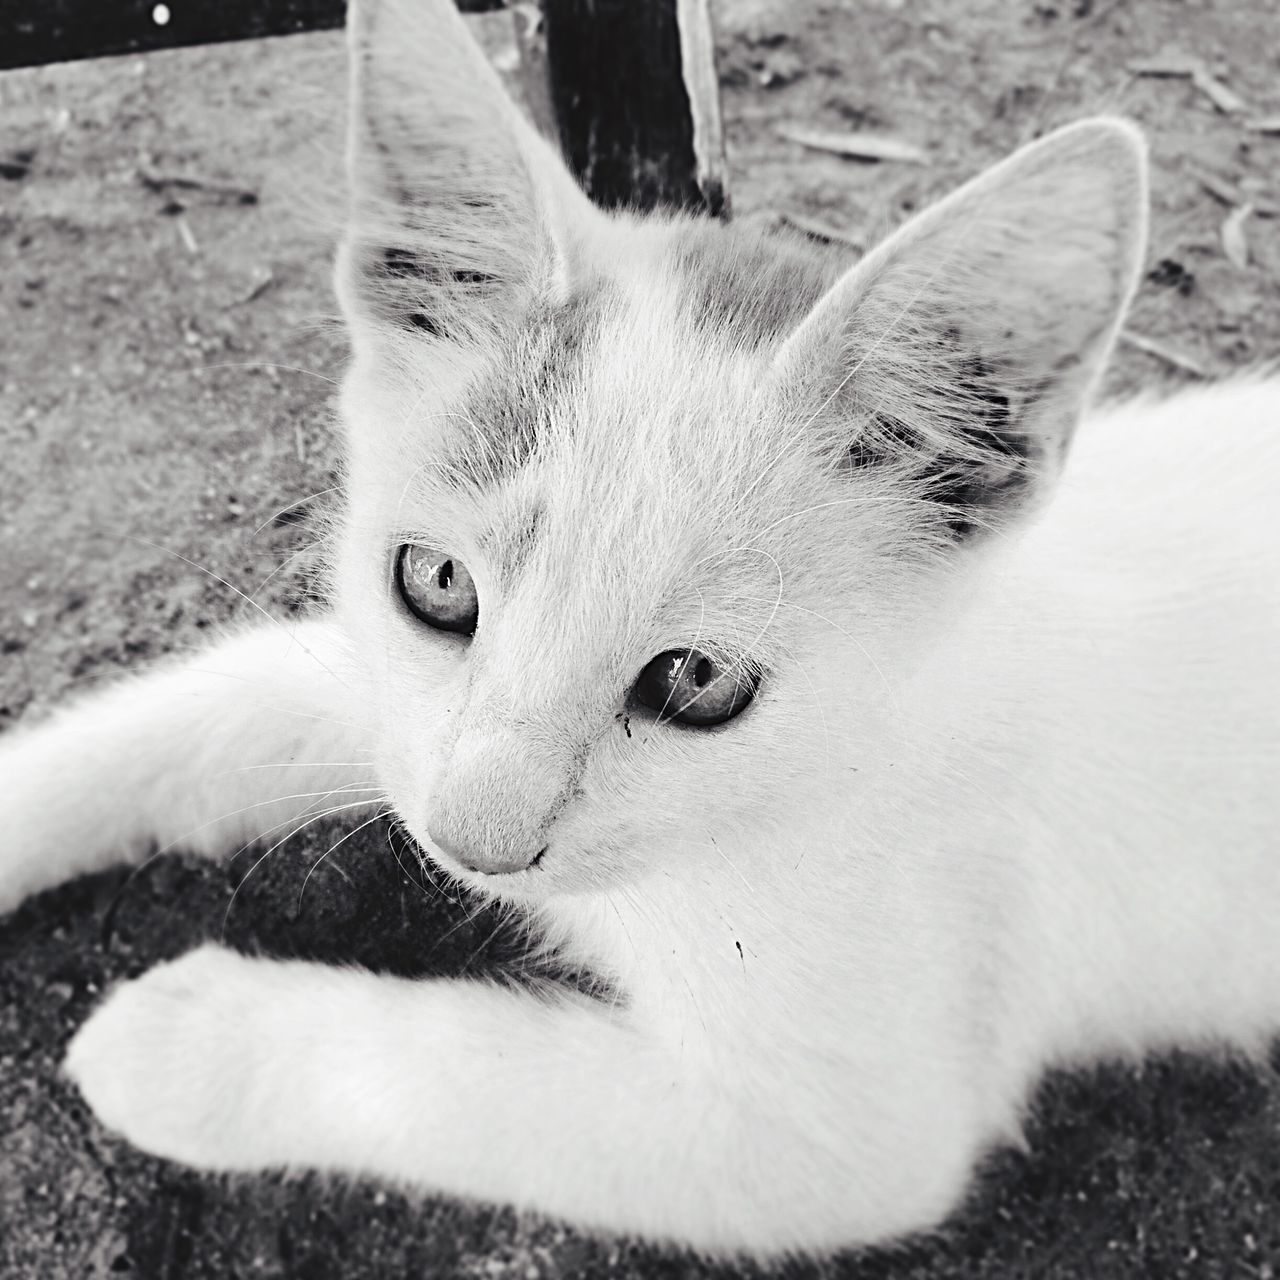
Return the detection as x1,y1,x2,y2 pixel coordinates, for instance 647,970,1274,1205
3,0,1278,1258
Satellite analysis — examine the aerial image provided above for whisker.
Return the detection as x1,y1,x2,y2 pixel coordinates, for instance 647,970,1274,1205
121,533,351,691
749,492,937,544
791,206,984,444
250,487,343,539
709,835,756,896
385,823,436,899
224,793,385,866
428,883,491,953
227,761,376,773
655,587,709,721
234,700,365,734
297,808,395,913
221,796,382,934
248,535,332,602
109,783,384,912
670,547,783,720
201,361,340,385
735,595,899,712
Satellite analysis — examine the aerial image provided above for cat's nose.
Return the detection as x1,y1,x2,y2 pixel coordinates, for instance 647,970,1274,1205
426,822,544,876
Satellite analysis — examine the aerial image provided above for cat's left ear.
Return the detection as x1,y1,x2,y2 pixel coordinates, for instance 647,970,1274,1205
773,119,1148,538
337,0,596,349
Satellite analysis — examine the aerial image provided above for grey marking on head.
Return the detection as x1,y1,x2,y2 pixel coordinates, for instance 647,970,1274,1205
445,282,615,489
478,505,544,592
668,221,848,350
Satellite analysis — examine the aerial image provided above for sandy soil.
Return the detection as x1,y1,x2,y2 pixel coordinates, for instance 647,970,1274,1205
1,1,1278,1276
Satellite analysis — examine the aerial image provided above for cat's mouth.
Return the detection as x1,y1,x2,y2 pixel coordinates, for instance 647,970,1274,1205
414,831,550,885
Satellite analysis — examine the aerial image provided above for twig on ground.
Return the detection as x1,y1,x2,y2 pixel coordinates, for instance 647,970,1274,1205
1189,66,1248,114
1127,57,1249,114
1189,167,1278,218
777,126,928,164
138,167,259,205
1022,0,1130,143
777,211,865,251
1118,329,1209,378
1220,204,1253,270
229,268,275,307
1128,55,1200,76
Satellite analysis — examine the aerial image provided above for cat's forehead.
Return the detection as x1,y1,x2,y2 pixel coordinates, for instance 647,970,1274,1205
441,219,840,491
663,219,845,349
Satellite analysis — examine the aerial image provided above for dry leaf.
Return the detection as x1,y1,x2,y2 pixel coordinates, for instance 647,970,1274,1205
1127,56,1201,77
1192,168,1280,217
778,211,865,251
777,126,928,164
1196,171,1242,210
1127,57,1249,114
1190,66,1248,114
1221,203,1253,269
1118,330,1208,378
175,216,199,256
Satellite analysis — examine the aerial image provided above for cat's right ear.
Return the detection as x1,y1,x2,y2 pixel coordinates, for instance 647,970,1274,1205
337,0,595,350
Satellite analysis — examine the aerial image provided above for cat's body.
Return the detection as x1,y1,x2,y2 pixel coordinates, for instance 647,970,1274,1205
2,0,1277,1258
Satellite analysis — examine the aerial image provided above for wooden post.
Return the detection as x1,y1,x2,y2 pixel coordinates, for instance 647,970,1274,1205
0,0,729,215
539,0,728,216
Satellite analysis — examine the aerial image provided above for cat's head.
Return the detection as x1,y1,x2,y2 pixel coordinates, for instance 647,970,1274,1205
331,0,1147,899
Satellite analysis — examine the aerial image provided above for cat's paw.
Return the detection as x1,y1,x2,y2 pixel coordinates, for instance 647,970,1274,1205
65,946,275,1170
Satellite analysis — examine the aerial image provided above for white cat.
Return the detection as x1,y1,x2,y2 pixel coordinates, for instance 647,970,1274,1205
2,0,1277,1258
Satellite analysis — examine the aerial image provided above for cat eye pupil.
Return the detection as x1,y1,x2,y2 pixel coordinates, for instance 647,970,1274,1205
395,545,478,636
632,648,759,728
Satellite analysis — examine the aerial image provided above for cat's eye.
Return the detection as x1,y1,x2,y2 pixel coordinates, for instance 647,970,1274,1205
395,544,479,635
632,649,758,727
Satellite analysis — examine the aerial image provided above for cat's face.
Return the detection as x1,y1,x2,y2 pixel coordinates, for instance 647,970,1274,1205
331,0,1146,899
335,225,954,896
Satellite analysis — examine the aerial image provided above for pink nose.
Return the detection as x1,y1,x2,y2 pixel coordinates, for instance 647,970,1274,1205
426,822,545,876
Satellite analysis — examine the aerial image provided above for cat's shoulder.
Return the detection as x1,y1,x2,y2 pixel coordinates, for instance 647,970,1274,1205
1081,371,1280,472
1057,371,1280,552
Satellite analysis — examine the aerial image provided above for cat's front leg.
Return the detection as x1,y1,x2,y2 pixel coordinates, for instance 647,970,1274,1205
65,945,977,1254
0,617,375,915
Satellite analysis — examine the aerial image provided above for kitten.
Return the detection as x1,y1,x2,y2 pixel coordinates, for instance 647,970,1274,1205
3,0,1278,1257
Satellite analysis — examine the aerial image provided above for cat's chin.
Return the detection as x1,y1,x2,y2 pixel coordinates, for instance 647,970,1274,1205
409,833,628,904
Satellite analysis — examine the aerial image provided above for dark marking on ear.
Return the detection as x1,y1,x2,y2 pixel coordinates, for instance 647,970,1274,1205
670,223,846,349
928,442,1034,538
845,414,915,472
956,352,1012,438
843,349,1040,539
372,246,506,338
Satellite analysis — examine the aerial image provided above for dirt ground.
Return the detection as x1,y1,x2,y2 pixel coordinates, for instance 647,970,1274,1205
2,1,1279,1276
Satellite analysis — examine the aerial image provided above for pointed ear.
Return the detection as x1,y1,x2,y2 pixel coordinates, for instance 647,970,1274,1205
337,0,596,349
773,119,1148,539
